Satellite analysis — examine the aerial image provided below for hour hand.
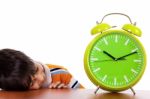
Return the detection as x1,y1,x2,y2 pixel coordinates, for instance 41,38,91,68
103,51,116,60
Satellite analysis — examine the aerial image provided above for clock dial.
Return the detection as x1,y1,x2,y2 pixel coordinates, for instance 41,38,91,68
84,30,146,91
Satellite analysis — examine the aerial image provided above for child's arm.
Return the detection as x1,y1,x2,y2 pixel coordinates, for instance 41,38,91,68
47,64,84,89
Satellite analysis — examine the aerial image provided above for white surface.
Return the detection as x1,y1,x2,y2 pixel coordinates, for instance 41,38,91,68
0,0,149,90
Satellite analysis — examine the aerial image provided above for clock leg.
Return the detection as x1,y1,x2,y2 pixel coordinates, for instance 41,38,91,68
94,86,100,94
130,87,136,95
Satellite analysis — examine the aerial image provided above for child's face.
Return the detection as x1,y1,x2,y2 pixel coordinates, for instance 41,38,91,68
29,62,46,90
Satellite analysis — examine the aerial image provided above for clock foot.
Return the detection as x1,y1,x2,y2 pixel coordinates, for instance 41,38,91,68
130,87,136,95
94,86,100,94
94,86,136,95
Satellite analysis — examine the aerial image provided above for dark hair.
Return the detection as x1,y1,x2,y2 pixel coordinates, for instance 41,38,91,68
0,48,36,91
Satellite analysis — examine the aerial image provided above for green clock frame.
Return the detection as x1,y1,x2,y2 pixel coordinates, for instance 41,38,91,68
84,13,146,94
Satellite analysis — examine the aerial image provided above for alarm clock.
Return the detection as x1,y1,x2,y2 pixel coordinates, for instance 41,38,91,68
84,13,146,95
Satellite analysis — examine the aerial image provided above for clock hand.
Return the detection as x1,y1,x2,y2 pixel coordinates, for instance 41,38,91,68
117,51,137,60
94,59,114,62
94,58,126,62
103,51,116,60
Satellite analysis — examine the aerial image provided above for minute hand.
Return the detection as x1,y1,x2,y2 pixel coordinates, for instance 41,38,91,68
117,51,137,60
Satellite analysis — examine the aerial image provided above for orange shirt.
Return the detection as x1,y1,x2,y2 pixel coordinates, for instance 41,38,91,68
42,64,84,89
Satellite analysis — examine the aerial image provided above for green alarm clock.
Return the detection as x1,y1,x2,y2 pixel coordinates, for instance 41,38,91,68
84,13,146,94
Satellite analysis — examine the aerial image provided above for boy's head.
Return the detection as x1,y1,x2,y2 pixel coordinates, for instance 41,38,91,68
0,48,36,91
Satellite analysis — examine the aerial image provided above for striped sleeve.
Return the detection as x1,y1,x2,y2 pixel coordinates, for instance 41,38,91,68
47,64,84,89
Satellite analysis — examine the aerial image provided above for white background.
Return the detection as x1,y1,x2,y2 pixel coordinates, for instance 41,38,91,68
0,0,149,90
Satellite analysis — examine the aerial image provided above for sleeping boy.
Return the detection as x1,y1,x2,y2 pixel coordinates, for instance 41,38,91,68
0,48,84,91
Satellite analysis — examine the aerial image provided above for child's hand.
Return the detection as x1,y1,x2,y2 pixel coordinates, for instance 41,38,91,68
49,81,69,89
